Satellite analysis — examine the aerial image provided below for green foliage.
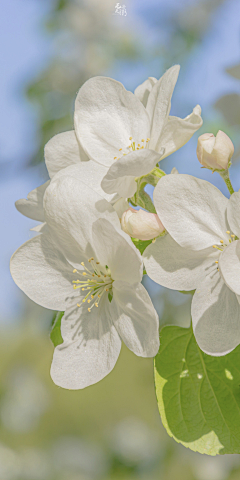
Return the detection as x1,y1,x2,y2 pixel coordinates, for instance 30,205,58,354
131,238,153,254
50,311,64,347
155,325,240,455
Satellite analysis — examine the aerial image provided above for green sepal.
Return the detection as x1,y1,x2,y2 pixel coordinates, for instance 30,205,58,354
155,324,240,455
131,238,152,254
179,290,195,296
50,311,64,347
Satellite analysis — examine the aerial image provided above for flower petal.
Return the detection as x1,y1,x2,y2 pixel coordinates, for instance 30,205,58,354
143,233,216,290
15,181,50,222
154,174,229,250
134,77,157,107
10,234,75,310
219,240,240,295
74,76,150,167
43,175,120,263
50,161,117,203
92,218,143,284
50,296,121,389
112,281,159,357
157,105,203,158
101,149,163,197
146,65,180,150
112,197,129,218
227,191,240,237
192,273,240,356
45,130,88,179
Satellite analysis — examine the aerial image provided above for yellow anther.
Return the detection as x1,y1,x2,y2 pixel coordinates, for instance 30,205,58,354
95,303,98,307
81,262,85,266
82,272,87,276
82,299,86,303
119,148,122,151
88,308,91,313
88,257,94,262
215,261,218,264
73,285,77,289
123,153,126,155
226,231,230,234
231,234,235,238
141,146,144,149
98,294,101,298
82,288,85,291
138,143,140,147
96,261,100,264
87,299,91,303
91,295,94,299
77,303,81,308
92,274,95,277
141,139,144,142
129,136,132,140
147,137,150,141
137,147,140,150
104,275,107,278
73,269,77,273
114,157,117,159
220,240,224,244
213,245,217,248
106,288,109,292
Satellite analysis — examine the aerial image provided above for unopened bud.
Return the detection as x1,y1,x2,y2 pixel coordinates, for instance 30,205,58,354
196,131,234,171
121,208,165,241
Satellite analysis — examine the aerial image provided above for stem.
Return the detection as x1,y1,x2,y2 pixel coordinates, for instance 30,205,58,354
219,170,234,195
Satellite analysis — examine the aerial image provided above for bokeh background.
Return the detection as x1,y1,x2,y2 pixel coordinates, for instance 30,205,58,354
2,0,240,478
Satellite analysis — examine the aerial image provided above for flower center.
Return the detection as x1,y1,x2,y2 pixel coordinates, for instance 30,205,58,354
212,230,237,269
113,136,150,161
72,258,113,312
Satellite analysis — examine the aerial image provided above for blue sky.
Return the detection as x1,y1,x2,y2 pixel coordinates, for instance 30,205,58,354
1,0,240,322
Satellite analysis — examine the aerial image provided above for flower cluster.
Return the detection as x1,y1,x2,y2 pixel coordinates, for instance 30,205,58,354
11,64,237,391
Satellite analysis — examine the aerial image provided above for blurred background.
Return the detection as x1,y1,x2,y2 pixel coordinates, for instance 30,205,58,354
2,0,240,478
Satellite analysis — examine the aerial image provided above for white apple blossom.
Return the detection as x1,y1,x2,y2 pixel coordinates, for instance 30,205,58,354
11,173,159,389
143,174,240,356
74,65,202,198
15,161,128,224
197,130,234,170
121,208,165,241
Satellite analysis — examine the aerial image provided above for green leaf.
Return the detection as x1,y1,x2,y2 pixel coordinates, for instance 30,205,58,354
131,238,152,254
154,325,240,455
50,311,64,347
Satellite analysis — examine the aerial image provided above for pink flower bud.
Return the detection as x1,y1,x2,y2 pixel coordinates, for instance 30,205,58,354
121,208,165,240
196,131,234,170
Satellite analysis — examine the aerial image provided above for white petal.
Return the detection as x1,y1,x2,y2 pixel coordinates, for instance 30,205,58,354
92,218,143,284
143,233,216,290
157,105,203,158
192,273,240,356
43,175,120,263
113,281,159,357
101,149,163,198
227,191,240,237
74,76,150,167
154,174,229,250
134,77,157,107
219,240,240,295
113,198,129,218
10,234,75,310
50,296,121,389
45,130,88,179
50,161,117,203
15,181,50,222
146,65,180,150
